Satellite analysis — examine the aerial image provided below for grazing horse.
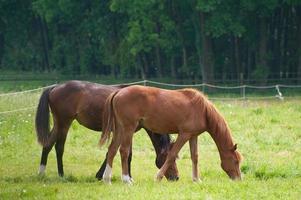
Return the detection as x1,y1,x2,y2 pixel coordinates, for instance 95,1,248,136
35,81,179,181
100,85,242,184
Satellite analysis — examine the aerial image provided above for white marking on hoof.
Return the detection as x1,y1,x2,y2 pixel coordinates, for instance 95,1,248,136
155,171,164,182
122,174,133,184
102,164,112,184
192,177,202,183
38,165,46,175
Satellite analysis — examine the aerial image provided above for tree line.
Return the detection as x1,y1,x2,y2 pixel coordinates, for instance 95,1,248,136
0,0,300,83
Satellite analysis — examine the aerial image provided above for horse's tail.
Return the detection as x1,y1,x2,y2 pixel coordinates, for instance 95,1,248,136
99,91,119,147
35,85,56,147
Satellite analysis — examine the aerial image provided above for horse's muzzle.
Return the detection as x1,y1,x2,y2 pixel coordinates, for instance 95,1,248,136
167,175,179,181
230,175,242,181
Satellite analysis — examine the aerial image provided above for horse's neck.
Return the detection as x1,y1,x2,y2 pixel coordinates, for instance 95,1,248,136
206,107,234,158
147,132,169,156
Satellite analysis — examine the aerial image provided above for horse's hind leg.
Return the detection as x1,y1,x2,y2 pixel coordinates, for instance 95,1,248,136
128,143,133,178
102,130,121,184
39,125,59,175
39,140,55,175
119,127,135,184
96,144,133,180
54,121,71,177
95,153,108,180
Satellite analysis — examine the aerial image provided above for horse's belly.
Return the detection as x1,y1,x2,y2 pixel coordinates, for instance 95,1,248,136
76,110,102,131
142,118,179,134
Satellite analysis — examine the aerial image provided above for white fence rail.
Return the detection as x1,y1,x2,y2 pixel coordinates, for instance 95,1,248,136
1,80,301,115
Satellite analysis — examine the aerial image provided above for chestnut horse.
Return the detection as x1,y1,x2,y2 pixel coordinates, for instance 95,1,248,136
35,81,178,181
100,85,242,183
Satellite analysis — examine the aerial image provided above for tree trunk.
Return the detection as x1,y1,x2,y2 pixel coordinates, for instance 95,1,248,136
137,54,145,79
297,6,301,83
246,46,252,81
141,53,151,78
272,7,282,78
38,16,50,71
74,39,81,75
192,9,202,81
110,64,116,77
155,22,163,78
38,15,50,72
234,36,241,83
182,46,188,77
280,7,287,75
256,17,269,83
0,33,4,68
199,12,214,84
170,55,176,78
297,34,301,83
110,14,119,78
258,18,268,68
155,45,163,78
170,0,187,79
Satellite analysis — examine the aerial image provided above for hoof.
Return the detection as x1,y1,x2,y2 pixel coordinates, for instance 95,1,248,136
95,172,103,180
38,165,46,176
122,175,133,184
167,175,179,181
102,164,112,184
192,177,202,183
103,177,112,185
129,177,134,184
38,171,45,176
123,180,133,185
155,172,164,182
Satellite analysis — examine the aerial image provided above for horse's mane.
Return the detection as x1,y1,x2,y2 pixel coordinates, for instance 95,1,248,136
180,88,235,150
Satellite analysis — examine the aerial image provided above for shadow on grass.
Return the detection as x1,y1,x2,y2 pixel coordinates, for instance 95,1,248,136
1,174,102,184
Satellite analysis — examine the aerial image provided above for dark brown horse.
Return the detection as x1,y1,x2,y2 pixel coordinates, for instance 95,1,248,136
35,81,179,181
100,85,242,183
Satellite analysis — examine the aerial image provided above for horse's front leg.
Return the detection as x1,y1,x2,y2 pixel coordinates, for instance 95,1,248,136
156,133,190,181
119,130,134,184
189,136,201,182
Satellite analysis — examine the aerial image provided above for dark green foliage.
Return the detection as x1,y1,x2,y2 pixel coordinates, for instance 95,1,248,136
0,0,300,82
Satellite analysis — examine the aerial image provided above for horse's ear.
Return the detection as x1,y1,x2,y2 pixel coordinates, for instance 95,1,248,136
232,143,238,151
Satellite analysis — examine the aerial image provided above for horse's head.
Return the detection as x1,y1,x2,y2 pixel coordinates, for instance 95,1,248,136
221,144,243,180
156,142,179,181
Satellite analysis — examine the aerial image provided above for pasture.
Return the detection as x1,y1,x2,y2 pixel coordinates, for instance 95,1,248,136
0,83,301,199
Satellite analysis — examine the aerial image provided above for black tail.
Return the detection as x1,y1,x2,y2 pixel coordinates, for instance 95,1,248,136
35,86,56,147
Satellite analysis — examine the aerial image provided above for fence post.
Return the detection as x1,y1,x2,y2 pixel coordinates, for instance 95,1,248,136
242,85,246,100
143,80,147,86
240,73,244,84
275,85,284,100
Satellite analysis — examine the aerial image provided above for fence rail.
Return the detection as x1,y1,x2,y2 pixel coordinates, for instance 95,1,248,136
1,80,301,115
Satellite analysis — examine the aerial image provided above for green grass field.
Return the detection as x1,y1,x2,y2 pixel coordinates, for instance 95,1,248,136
1,85,301,199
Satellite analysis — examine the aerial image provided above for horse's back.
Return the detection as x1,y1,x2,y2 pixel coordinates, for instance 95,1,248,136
49,81,118,130
115,85,198,109
114,85,204,133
